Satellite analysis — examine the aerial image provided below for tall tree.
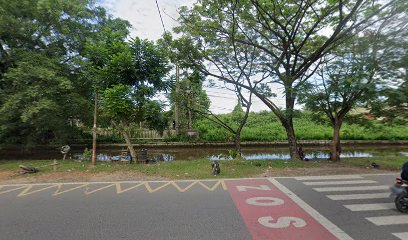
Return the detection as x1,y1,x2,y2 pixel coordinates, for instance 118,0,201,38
299,35,379,161
165,28,264,154
176,0,403,159
369,14,408,124
92,37,170,160
83,17,130,164
0,0,109,145
299,9,407,161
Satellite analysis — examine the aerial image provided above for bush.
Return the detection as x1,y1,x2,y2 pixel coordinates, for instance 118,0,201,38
82,148,92,161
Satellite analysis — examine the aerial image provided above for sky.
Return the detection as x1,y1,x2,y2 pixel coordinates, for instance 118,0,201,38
98,0,286,113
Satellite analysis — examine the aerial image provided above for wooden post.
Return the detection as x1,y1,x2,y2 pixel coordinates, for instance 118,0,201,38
53,160,57,172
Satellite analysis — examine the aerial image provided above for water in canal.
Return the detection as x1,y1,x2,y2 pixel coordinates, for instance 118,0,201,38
0,145,407,162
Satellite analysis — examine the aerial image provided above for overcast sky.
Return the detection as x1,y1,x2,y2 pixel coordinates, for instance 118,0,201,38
98,0,286,113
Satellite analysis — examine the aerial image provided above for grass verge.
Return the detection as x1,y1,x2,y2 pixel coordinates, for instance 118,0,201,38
0,155,405,180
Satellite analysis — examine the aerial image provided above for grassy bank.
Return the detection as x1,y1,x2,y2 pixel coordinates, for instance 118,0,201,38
195,111,408,142
1,155,405,180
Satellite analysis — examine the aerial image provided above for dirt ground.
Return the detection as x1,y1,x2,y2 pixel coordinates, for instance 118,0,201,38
0,166,398,185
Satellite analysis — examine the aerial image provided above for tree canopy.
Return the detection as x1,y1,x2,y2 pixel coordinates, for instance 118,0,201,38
175,0,405,159
0,0,112,145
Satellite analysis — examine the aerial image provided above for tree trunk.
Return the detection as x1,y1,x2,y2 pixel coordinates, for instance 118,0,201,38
121,129,137,161
284,120,301,160
234,132,242,157
284,83,301,160
234,101,251,157
112,121,137,161
330,118,343,161
251,87,301,160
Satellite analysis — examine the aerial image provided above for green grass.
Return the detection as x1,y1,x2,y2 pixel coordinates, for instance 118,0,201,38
194,111,408,142
0,159,314,179
340,156,407,170
1,156,404,180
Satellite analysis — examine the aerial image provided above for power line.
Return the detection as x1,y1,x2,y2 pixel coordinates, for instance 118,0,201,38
206,94,238,100
210,106,234,111
205,90,239,97
155,0,166,33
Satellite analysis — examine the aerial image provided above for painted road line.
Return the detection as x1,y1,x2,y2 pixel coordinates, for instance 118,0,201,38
343,203,395,211
226,179,350,240
53,184,89,196
0,186,27,196
17,185,58,197
0,181,227,197
295,175,364,181
198,180,227,191
314,185,389,192
144,182,172,193
366,215,408,226
392,232,408,240
270,178,353,240
303,180,377,186
84,184,116,195
327,193,390,200
115,182,145,194
171,181,199,193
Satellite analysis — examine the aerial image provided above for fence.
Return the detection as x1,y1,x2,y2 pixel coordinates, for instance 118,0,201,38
97,128,177,140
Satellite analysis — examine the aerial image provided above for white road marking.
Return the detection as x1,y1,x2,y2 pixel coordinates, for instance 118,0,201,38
303,180,377,186
314,185,389,192
258,216,307,229
366,215,408,226
295,175,364,181
327,193,390,200
268,178,354,240
343,203,395,211
392,232,408,240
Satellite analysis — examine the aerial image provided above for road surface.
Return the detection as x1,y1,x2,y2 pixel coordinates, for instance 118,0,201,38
0,173,406,240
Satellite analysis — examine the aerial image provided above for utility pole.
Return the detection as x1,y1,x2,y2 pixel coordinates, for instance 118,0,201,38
91,91,98,165
187,88,192,130
175,65,180,134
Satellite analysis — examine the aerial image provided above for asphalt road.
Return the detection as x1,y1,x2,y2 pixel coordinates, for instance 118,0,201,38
0,173,406,240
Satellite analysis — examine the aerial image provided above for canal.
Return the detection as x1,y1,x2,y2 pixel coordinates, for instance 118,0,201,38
1,142,407,162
